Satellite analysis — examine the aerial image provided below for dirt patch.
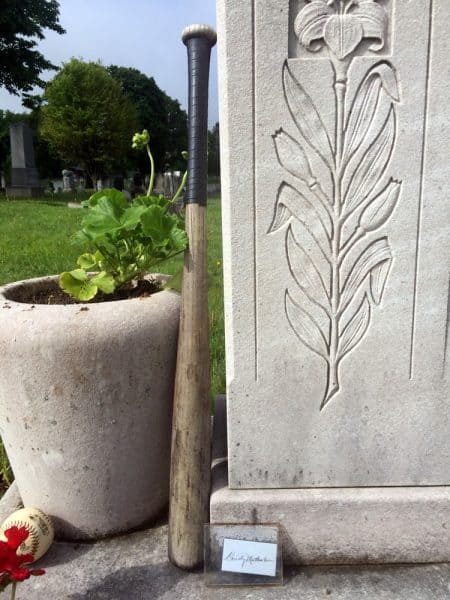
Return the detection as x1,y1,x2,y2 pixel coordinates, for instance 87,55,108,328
4,278,162,305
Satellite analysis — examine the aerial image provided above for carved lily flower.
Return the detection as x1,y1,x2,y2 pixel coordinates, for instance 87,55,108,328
294,0,387,60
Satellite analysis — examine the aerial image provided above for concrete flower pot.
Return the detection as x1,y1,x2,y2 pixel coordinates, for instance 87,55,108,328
0,275,180,540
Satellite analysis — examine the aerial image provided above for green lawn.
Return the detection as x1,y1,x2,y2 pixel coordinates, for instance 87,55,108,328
0,195,225,488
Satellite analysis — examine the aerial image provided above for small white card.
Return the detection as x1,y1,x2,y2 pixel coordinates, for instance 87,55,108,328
221,538,277,577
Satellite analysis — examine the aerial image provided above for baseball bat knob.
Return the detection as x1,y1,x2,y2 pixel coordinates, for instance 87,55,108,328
181,24,217,47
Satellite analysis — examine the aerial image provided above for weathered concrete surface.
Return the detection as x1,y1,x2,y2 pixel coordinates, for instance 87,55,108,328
14,522,450,599
0,276,180,539
2,483,449,598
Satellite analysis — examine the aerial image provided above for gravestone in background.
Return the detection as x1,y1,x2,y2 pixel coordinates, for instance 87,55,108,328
62,169,75,192
6,122,40,198
212,0,450,564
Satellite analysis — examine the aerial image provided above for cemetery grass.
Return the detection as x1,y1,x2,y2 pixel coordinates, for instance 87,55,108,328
0,196,225,493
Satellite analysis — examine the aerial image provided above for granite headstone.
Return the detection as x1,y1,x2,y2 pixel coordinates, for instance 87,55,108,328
6,122,40,198
212,0,450,564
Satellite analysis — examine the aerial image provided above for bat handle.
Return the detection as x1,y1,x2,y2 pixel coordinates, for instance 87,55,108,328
182,24,217,207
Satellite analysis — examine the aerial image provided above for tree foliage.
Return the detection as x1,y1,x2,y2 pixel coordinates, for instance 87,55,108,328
107,66,187,173
107,66,167,172
0,0,65,97
40,59,138,184
208,122,220,177
164,96,188,172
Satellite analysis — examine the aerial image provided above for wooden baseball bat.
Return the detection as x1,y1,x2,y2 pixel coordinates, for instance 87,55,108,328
168,23,217,570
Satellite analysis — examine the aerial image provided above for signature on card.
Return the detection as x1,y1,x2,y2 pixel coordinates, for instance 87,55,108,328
224,551,274,568
221,538,278,576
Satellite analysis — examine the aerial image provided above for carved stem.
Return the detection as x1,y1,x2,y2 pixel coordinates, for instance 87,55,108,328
339,227,363,264
323,60,349,410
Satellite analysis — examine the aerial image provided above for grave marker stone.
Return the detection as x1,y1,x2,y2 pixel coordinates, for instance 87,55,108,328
62,169,75,192
212,0,450,564
6,122,40,198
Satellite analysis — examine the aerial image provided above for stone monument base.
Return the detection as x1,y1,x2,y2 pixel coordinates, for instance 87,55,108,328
6,186,41,198
210,397,450,565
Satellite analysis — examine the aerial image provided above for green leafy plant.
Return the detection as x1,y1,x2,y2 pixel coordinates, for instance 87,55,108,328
59,130,188,301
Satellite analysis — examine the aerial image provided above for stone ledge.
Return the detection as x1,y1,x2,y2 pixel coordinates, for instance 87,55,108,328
211,396,450,565
211,462,450,565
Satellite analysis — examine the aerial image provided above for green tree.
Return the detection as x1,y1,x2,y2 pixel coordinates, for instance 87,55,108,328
40,58,138,185
107,66,187,173
208,122,220,178
107,66,167,172
164,96,187,171
0,0,65,98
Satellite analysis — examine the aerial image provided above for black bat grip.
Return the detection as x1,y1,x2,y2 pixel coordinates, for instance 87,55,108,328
182,25,217,206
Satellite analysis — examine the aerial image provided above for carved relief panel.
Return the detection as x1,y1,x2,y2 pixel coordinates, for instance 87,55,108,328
270,0,401,409
219,0,449,489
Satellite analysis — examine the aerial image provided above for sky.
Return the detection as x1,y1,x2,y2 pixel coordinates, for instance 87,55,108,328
0,0,218,126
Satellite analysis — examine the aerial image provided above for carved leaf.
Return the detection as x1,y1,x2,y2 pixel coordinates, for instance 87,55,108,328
340,237,392,311
344,107,395,215
285,290,329,360
287,225,331,312
283,61,334,168
358,178,401,233
344,62,400,165
273,129,315,184
324,15,363,60
370,259,392,305
268,183,332,245
268,199,291,234
338,294,371,359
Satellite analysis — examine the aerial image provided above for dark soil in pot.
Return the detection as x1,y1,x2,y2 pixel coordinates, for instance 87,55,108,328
3,277,162,305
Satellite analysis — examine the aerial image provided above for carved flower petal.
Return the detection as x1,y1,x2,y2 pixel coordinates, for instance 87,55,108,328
294,2,334,52
352,0,387,52
324,15,363,60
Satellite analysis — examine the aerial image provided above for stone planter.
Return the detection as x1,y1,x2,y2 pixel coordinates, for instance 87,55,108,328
0,275,180,540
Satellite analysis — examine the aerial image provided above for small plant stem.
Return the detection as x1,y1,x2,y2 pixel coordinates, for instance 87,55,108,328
146,144,155,197
10,582,16,600
151,248,186,269
171,170,187,205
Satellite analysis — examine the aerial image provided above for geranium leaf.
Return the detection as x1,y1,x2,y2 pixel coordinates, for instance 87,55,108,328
77,253,97,269
60,271,98,301
91,272,115,294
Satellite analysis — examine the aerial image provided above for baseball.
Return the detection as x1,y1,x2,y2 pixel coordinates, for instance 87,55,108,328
0,507,54,562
